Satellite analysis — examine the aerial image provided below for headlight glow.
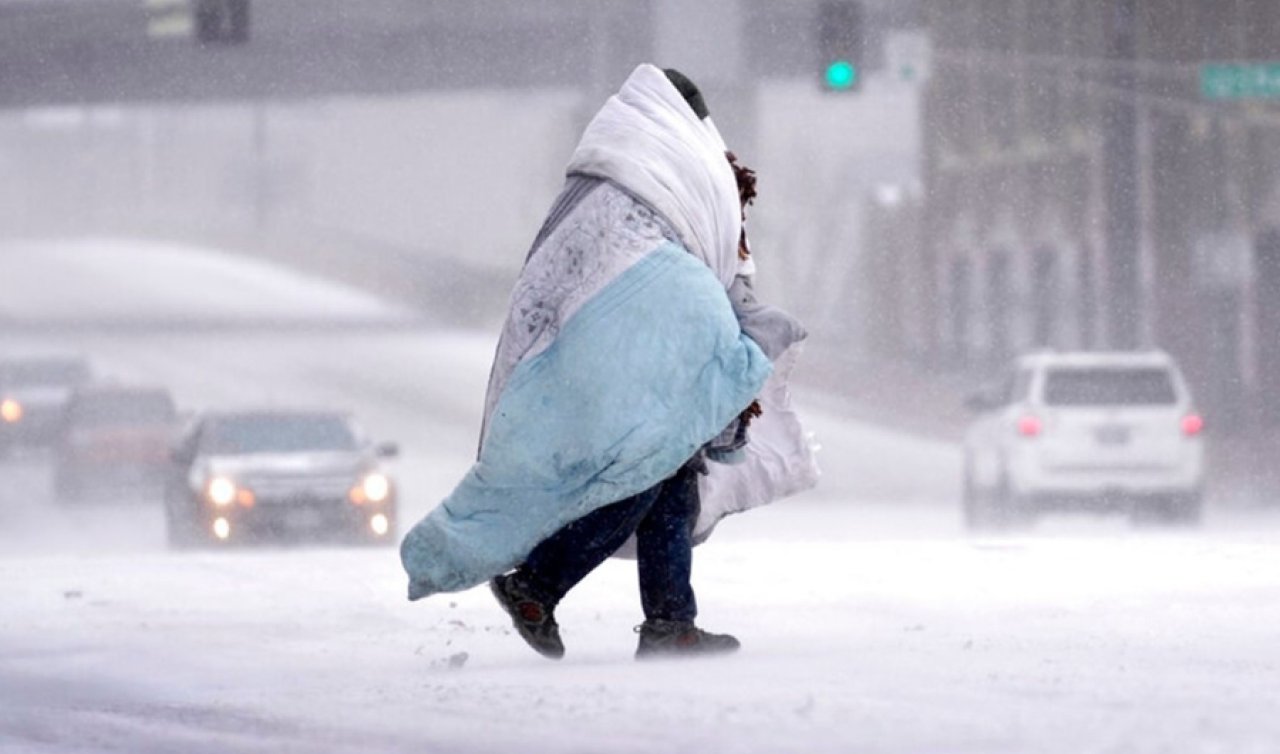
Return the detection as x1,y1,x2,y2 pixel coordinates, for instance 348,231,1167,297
212,517,231,540
360,473,391,504
370,514,389,536
1,398,21,424
207,477,237,507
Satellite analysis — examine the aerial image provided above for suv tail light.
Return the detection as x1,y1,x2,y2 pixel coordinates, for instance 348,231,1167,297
1181,414,1204,437
1017,415,1043,437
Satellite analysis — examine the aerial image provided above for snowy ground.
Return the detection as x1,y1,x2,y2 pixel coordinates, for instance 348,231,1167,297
2,239,1280,753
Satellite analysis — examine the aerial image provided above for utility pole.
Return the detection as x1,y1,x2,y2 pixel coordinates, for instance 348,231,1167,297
1101,0,1142,349
252,102,267,231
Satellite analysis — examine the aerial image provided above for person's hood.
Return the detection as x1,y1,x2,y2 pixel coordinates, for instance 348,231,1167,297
566,63,742,289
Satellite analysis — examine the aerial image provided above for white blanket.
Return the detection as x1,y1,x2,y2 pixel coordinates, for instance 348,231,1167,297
567,64,743,288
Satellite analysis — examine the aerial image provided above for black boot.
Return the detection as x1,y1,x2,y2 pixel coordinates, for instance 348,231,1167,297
490,573,565,659
634,619,740,659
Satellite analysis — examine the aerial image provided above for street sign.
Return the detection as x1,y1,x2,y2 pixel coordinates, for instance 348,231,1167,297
1201,63,1280,100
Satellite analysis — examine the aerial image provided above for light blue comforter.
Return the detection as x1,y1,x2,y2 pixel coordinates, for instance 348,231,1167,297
400,242,771,599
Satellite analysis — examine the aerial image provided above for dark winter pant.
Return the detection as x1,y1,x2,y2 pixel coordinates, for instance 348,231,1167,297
516,462,701,623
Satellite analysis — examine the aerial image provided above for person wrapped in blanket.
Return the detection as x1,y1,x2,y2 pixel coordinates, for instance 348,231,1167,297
399,65,815,660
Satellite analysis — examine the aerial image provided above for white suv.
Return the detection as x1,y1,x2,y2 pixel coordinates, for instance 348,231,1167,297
962,351,1205,528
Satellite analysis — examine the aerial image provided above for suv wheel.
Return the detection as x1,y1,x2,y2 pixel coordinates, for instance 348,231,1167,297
966,473,1034,532
964,466,1003,531
961,456,999,531
1169,491,1204,525
1136,492,1203,527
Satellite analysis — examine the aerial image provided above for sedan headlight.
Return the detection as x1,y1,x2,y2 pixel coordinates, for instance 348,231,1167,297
351,472,391,505
1,398,21,424
206,477,238,507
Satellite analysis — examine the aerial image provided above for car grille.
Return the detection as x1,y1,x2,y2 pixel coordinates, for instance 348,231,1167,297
243,474,353,504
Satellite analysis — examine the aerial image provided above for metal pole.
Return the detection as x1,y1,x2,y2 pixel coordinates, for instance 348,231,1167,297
1101,0,1141,349
253,101,267,231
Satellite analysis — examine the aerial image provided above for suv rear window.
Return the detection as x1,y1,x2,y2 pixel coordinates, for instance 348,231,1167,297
1043,368,1177,406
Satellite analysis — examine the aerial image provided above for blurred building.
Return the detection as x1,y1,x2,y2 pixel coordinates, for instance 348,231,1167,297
0,0,925,340
909,0,1280,430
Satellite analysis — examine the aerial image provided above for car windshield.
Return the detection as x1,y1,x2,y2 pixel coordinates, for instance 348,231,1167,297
1,361,89,388
71,392,176,426
1043,368,1178,406
202,415,358,455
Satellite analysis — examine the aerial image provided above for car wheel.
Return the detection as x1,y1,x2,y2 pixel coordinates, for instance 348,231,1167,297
988,479,1030,530
968,479,1034,533
961,459,991,530
164,500,203,549
1169,491,1205,525
1002,485,1037,529
1136,492,1203,527
964,474,1005,531
165,514,191,549
965,456,1031,532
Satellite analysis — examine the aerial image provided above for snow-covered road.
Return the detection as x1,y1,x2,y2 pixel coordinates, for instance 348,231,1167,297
2,239,1279,753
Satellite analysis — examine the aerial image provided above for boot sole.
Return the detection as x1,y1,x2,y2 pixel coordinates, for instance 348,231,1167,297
490,577,565,660
635,645,741,660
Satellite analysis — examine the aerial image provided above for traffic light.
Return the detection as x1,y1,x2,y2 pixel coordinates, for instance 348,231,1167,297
818,0,865,92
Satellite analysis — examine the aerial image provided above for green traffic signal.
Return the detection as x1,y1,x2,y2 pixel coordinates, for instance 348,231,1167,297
825,60,858,90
